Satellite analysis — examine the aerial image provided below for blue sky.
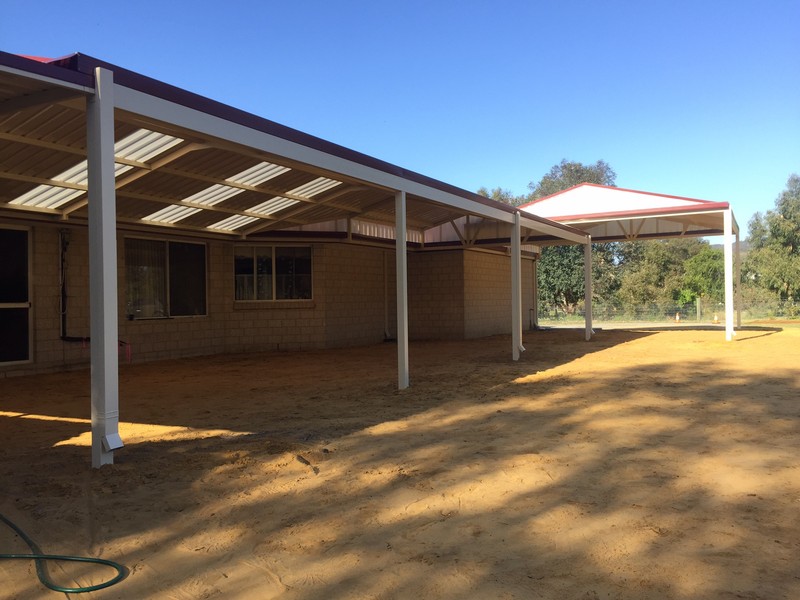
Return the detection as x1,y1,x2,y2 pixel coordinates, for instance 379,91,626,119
2,0,798,233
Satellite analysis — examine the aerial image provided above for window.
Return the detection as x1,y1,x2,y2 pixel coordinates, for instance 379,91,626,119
126,238,206,318
235,246,312,301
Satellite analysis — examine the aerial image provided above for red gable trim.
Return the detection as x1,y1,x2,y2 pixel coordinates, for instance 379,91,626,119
543,202,731,223
519,182,727,211
16,55,54,63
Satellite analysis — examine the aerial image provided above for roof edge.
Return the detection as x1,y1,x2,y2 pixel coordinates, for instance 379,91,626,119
540,201,733,223
520,182,729,210
0,51,93,88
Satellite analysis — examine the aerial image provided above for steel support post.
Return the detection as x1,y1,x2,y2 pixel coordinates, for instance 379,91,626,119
87,67,123,467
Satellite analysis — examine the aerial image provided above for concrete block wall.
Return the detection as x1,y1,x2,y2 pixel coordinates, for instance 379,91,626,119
322,244,396,347
1,221,536,375
463,250,535,339
408,250,464,340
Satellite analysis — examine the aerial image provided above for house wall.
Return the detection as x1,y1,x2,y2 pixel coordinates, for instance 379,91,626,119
408,250,464,340
1,221,534,376
321,244,396,347
463,250,536,339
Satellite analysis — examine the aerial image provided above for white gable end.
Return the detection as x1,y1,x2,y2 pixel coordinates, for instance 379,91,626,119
523,184,710,220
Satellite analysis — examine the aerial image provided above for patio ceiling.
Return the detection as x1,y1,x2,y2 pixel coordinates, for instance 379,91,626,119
0,52,588,247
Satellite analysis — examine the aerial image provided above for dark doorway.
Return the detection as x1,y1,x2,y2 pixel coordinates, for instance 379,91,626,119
0,227,30,363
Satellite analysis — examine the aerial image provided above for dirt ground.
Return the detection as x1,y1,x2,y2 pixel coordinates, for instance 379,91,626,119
1,325,799,599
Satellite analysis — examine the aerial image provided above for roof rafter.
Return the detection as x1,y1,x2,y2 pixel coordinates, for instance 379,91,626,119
240,185,373,237
0,87,85,116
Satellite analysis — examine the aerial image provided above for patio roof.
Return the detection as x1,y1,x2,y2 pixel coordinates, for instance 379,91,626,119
0,52,588,246
520,182,742,344
519,183,739,241
1,51,598,467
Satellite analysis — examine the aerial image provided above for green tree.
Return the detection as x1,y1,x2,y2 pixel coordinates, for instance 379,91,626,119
537,245,587,314
527,159,619,314
476,186,527,207
745,174,800,302
680,245,724,305
616,238,709,312
528,159,616,201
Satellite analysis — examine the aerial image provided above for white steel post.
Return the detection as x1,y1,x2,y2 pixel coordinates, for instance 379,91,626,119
87,67,123,467
584,239,593,341
511,212,525,360
395,191,409,389
723,209,735,341
532,258,539,329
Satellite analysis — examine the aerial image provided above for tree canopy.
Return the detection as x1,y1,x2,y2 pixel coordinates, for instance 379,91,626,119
477,159,616,207
528,159,617,201
475,186,526,207
525,160,619,313
745,174,800,302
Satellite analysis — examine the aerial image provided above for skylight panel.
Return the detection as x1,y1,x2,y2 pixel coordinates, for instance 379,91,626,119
207,214,260,231
183,184,242,206
141,205,202,224
139,162,288,226
10,129,177,210
289,177,342,198
238,177,341,217
10,162,132,209
11,186,85,210
115,129,183,162
226,162,290,187
248,197,300,215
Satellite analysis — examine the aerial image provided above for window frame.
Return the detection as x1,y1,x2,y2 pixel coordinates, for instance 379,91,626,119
124,236,208,320
234,245,313,302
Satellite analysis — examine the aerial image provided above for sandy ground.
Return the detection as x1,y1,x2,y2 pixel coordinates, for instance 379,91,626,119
1,325,799,599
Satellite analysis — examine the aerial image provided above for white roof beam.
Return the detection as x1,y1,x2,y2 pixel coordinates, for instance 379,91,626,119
113,84,522,226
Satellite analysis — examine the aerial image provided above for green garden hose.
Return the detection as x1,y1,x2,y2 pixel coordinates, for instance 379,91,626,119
0,512,126,594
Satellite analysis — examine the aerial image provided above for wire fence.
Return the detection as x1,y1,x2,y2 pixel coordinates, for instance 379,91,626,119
537,299,800,325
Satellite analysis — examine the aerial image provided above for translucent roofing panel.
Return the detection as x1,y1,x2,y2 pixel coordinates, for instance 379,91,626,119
115,129,183,162
145,161,292,223
10,162,132,209
240,177,341,217
11,186,84,209
183,184,242,206
9,128,181,209
207,214,260,231
227,162,290,186
290,177,341,198
248,197,300,215
142,205,202,224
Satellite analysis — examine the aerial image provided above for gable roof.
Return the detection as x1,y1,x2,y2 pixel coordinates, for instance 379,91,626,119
520,183,738,241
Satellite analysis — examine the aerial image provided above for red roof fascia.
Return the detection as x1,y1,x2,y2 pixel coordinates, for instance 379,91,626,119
543,201,731,223
16,55,54,63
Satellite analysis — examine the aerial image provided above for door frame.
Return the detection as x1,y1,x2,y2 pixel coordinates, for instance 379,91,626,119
0,224,33,365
